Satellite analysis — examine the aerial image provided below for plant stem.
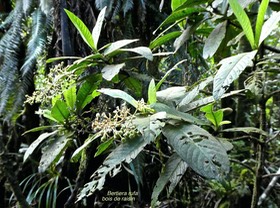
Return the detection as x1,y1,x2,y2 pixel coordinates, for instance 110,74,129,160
250,100,266,208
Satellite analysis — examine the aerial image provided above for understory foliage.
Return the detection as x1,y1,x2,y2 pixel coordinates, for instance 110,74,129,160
0,0,280,208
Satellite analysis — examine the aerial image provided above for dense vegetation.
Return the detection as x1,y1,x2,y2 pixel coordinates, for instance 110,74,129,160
0,0,280,207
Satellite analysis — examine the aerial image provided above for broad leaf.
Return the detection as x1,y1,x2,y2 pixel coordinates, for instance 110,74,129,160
98,88,138,108
77,136,149,201
101,63,125,81
157,86,186,107
129,152,145,187
95,138,114,157
38,136,69,173
148,79,157,104
178,76,213,111
63,85,76,110
255,0,269,46
171,0,185,11
149,31,181,50
92,6,106,49
228,0,255,48
151,153,188,207
133,112,166,143
222,127,268,137
155,8,204,31
175,0,209,11
120,47,153,61
151,103,208,126
64,9,95,50
103,39,138,56
76,74,102,112
71,134,101,162
23,131,58,162
182,90,245,112
51,100,70,123
123,77,142,97
259,12,280,46
213,50,257,100
163,124,230,179
203,21,227,59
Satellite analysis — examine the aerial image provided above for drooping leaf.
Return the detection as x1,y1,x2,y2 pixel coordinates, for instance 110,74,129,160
103,39,138,56
92,6,106,49
77,136,149,201
51,100,70,123
46,56,81,64
255,0,269,46
133,112,166,143
63,85,77,110
178,76,213,111
213,50,257,100
203,21,227,59
228,0,255,49
162,124,230,179
221,127,269,137
101,63,125,81
151,103,208,126
151,153,188,207
120,47,153,61
98,88,138,108
148,79,157,104
149,31,181,50
38,135,69,173
23,131,58,162
259,12,280,45
129,152,145,187
64,9,95,50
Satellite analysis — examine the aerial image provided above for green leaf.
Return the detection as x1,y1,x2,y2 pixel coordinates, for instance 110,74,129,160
129,152,145,187
133,112,166,143
221,127,268,137
255,0,269,46
103,39,138,56
228,0,255,49
92,6,106,49
101,63,125,81
171,0,185,11
51,100,70,123
148,79,157,104
46,56,81,64
213,50,257,100
156,86,186,107
203,21,227,59
38,135,69,173
162,124,230,179
23,131,58,162
76,74,102,112
178,76,213,111
63,86,77,110
151,153,188,207
77,136,149,201
259,12,280,45
182,90,245,112
156,7,204,31
151,103,208,126
98,88,138,108
120,47,153,61
64,9,95,50
123,77,142,97
22,125,59,135
149,31,181,50
95,138,114,157
200,103,223,130
174,0,209,11
71,134,101,162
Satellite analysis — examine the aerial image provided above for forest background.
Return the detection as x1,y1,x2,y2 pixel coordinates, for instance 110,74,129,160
0,0,280,207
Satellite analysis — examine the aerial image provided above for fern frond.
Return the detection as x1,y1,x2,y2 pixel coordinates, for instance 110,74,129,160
39,0,53,15
123,0,134,16
111,0,122,21
21,9,49,85
23,0,34,14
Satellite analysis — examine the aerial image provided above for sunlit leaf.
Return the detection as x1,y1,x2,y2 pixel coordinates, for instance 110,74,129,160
255,0,269,46
259,12,280,45
103,39,138,56
92,6,106,49
51,100,70,123
120,47,153,61
101,63,125,81
148,79,157,104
